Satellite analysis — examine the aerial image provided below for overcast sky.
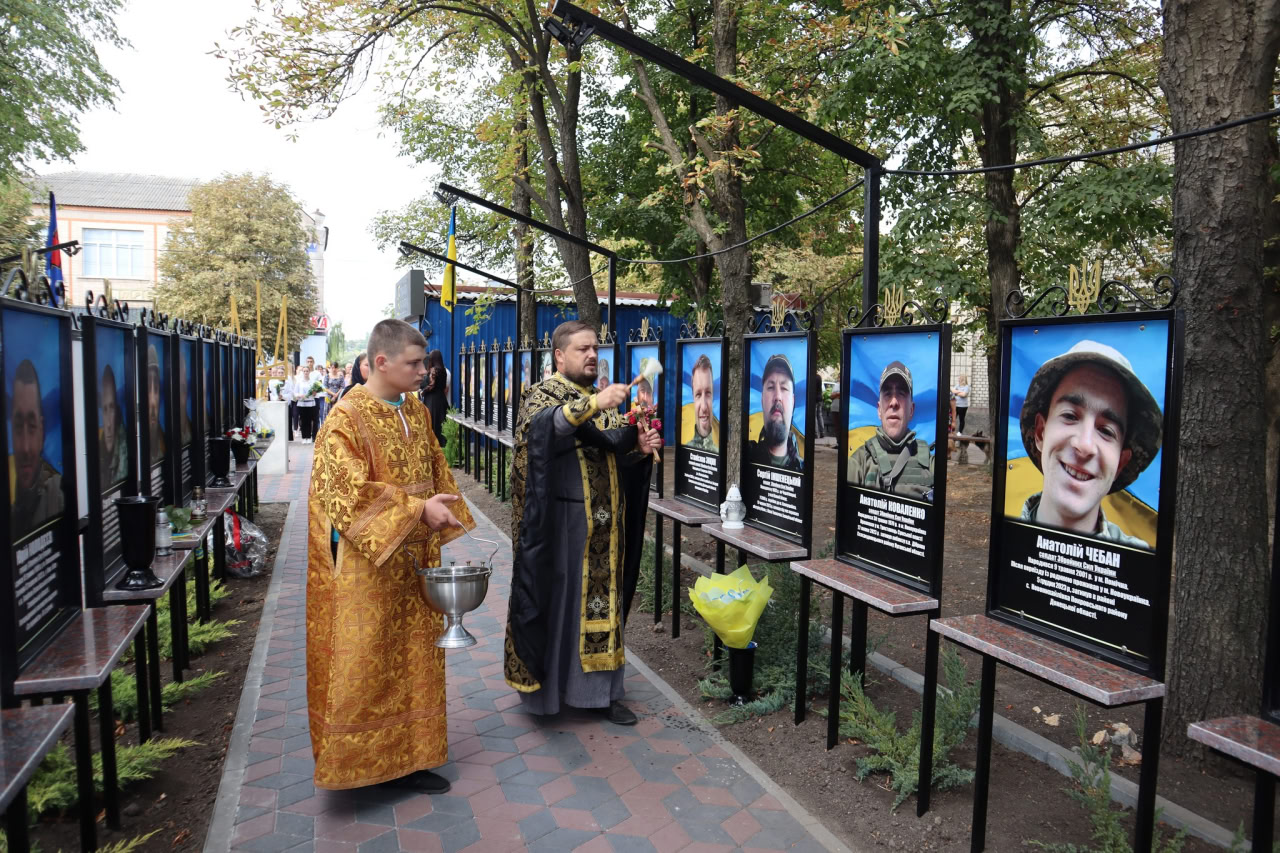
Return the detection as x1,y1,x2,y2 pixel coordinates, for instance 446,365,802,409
46,0,434,339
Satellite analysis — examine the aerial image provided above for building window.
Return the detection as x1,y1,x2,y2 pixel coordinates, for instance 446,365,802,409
82,229,146,278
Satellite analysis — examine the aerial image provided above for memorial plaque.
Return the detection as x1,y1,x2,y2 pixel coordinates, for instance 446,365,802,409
219,340,233,432
627,335,664,495
488,347,498,426
517,344,534,420
674,336,726,511
595,343,617,396
0,297,81,684
988,312,1181,676
202,338,220,439
81,314,140,605
740,327,816,548
537,343,554,385
501,348,513,432
176,335,200,501
836,325,950,596
138,325,176,505
459,346,471,419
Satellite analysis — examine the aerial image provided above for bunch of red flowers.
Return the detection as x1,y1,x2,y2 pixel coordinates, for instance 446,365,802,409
226,427,253,445
627,404,662,461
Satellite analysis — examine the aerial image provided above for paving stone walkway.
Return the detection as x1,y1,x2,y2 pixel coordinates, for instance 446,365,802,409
206,447,845,853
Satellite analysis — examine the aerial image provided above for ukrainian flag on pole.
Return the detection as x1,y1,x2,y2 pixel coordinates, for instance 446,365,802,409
441,206,457,313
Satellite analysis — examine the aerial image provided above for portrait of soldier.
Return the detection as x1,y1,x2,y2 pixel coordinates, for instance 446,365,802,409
1018,340,1161,549
597,359,611,392
179,349,194,446
848,360,933,500
540,352,553,382
99,363,130,487
10,359,63,535
747,353,802,472
634,376,653,408
684,354,719,453
147,344,166,464
520,354,531,394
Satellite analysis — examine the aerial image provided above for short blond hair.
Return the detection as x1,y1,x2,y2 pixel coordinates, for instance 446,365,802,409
368,319,427,360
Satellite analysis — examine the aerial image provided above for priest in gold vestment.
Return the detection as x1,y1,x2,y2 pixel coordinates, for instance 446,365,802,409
308,319,473,793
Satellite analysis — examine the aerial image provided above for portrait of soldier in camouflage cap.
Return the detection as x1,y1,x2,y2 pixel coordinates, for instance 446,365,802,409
1018,339,1162,549
847,360,934,501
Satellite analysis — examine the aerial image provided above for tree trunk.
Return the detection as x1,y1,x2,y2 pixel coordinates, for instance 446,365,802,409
972,0,1023,433
512,120,537,345
1160,0,1280,754
710,0,752,483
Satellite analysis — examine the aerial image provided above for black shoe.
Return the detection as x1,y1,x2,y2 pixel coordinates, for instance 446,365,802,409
386,769,451,794
602,701,637,726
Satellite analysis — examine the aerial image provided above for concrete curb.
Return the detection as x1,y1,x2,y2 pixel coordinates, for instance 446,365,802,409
204,499,300,853
470,497,855,853
647,535,1240,850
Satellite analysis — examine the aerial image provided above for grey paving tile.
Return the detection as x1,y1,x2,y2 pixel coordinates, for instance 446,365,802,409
499,783,545,806
255,772,313,790
428,794,473,817
275,780,316,809
729,773,766,805
235,805,270,824
282,733,313,754
589,798,630,830
527,828,599,852
556,775,617,811
237,833,308,853
246,751,278,766
256,709,283,722
518,808,557,843
273,812,314,839
478,735,521,753
352,801,396,826
677,815,736,845
258,726,310,741
440,820,482,853
281,756,315,776
355,829,400,853
493,755,527,781
504,769,562,788
605,836,657,853
404,809,470,834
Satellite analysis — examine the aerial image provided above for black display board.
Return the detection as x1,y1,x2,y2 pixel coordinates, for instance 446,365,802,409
674,327,728,512
0,293,83,688
138,323,176,506
739,314,817,550
201,337,220,434
836,324,951,597
987,310,1182,678
536,332,554,386
81,313,140,606
487,342,499,427
500,341,514,432
517,341,535,422
458,344,469,418
175,331,200,502
626,325,664,496
471,344,483,422
219,340,233,432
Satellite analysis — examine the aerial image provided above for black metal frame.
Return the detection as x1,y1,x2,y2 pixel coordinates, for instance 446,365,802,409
835,323,951,599
986,309,1182,678
673,326,729,512
80,311,141,607
516,340,535,422
218,337,233,433
173,329,201,504
626,323,664,498
137,317,177,507
459,343,472,420
0,282,83,700
738,317,817,553
500,339,514,433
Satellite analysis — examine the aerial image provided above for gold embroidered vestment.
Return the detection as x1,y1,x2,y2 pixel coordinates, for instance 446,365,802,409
306,386,474,789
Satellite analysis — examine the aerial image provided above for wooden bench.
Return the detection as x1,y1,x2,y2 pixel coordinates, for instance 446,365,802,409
791,559,940,767
648,498,721,638
931,613,1165,851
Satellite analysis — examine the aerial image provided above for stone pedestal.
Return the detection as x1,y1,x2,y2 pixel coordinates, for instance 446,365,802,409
258,401,289,475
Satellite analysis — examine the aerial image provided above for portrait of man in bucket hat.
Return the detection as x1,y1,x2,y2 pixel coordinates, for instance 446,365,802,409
1018,339,1161,549
748,352,803,472
848,360,934,500
147,343,167,464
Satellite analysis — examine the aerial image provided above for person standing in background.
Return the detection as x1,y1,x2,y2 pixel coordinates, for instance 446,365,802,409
420,349,449,448
951,374,970,434
322,363,345,427
296,364,319,444
340,353,369,400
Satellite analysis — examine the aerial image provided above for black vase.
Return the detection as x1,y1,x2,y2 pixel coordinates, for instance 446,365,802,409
114,495,164,590
208,436,232,487
230,440,251,467
727,642,757,705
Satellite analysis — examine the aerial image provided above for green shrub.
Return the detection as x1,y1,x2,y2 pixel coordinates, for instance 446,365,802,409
442,409,463,467
837,645,979,809
1027,707,1185,852
26,739,197,817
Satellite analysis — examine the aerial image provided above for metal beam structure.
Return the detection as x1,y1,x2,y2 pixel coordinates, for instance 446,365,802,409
436,181,617,330
546,0,882,311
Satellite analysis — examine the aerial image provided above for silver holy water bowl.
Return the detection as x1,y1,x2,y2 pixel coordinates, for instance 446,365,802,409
417,564,493,648
403,532,498,648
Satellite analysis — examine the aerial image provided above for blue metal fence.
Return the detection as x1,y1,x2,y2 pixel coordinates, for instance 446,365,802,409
419,295,688,444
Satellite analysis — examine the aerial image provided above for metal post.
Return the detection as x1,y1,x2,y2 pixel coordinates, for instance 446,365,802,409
671,521,682,637
1133,698,1163,852
134,632,151,742
862,169,881,312
917,622,941,817
971,655,997,852
653,517,664,625
849,600,868,686
1254,770,1276,851
608,255,617,332
73,693,96,851
826,592,844,749
795,575,811,725
98,682,120,829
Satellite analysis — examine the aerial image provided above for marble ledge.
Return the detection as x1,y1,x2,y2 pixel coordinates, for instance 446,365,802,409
792,559,937,615
701,522,808,561
1188,715,1280,777
14,605,150,695
0,705,75,812
649,498,720,526
930,613,1165,706
101,549,194,603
